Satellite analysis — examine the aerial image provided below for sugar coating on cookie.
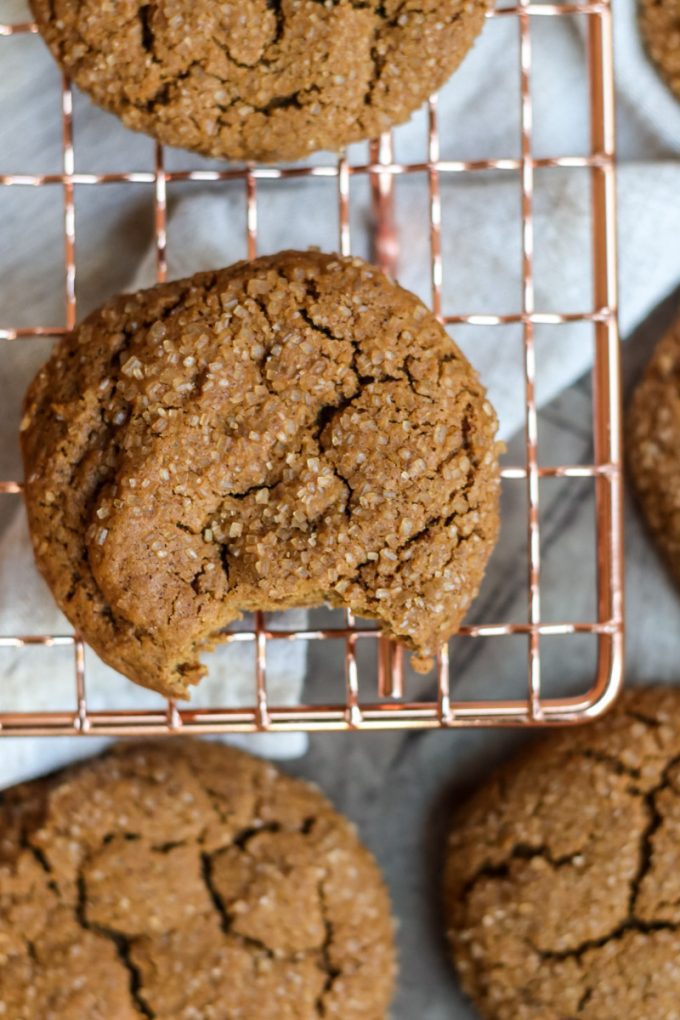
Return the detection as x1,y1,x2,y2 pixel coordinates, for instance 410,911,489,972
0,741,396,1019
30,0,492,162
628,315,680,586
22,250,500,697
443,687,680,1020
639,0,680,101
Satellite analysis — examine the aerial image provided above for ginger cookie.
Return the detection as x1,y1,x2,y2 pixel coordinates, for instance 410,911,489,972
639,0,680,101
628,314,680,587
21,250,500,698
443,686,680,1020
0,740,396,1020
30,0,492,163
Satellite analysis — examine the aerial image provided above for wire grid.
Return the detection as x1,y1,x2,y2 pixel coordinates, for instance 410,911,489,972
0,0,623,734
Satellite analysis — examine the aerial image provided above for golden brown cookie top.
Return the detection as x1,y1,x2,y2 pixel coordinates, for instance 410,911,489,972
0,741,396,1019
639,0,680,102
443,686,680,1020
30,0,491,162
628,315,680,587
22,250,500,697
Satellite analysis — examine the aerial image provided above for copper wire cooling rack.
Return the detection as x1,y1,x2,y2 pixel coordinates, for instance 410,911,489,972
0,0,622,734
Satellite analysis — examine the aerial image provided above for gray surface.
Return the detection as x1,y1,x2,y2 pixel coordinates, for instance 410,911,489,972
280,285,680,1020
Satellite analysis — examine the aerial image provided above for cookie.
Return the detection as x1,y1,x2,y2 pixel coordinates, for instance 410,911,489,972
443,686,680,1020
21,250,500,697
0,740,396,1019
30,0,491,163
628,314,680,587
639,0,680,102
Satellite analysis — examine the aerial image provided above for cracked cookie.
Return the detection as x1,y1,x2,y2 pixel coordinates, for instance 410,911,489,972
443,686,680,1020
29,0,492,163
21,249,500,697
639,0,680,102
0,740,396,1020
628,314,680,588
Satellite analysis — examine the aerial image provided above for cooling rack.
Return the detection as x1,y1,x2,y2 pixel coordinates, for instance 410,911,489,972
0,0,622,734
